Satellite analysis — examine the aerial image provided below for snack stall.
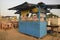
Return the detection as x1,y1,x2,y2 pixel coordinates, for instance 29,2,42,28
8,2,48,38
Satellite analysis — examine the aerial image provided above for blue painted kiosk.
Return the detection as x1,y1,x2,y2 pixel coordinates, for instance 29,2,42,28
8,2,49,38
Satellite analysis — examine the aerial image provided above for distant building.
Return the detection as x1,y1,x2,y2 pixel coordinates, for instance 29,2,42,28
46,13,59,25
0,16,18,21
46,13,59,18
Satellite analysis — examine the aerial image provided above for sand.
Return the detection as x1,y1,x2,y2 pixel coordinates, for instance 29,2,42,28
0,28,60,40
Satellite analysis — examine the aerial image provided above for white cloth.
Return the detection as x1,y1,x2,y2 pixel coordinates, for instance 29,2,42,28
28,13,32,18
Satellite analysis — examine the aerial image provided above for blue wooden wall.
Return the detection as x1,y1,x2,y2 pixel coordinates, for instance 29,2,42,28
18,21,47,38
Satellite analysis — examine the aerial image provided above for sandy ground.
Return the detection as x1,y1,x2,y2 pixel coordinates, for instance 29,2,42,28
0,29,60,40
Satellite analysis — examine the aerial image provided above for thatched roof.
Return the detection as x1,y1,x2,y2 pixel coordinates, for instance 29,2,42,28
8,2,36,11
8,2,60,10
8,2,60,14
47,13,59,18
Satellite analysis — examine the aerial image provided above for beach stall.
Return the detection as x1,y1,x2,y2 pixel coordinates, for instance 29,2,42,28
8,2,49,38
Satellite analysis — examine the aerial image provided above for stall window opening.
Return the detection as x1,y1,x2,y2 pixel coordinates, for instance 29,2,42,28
40,12,46,22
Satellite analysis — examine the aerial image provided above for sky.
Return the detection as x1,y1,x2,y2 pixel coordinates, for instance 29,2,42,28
0,0,60,17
